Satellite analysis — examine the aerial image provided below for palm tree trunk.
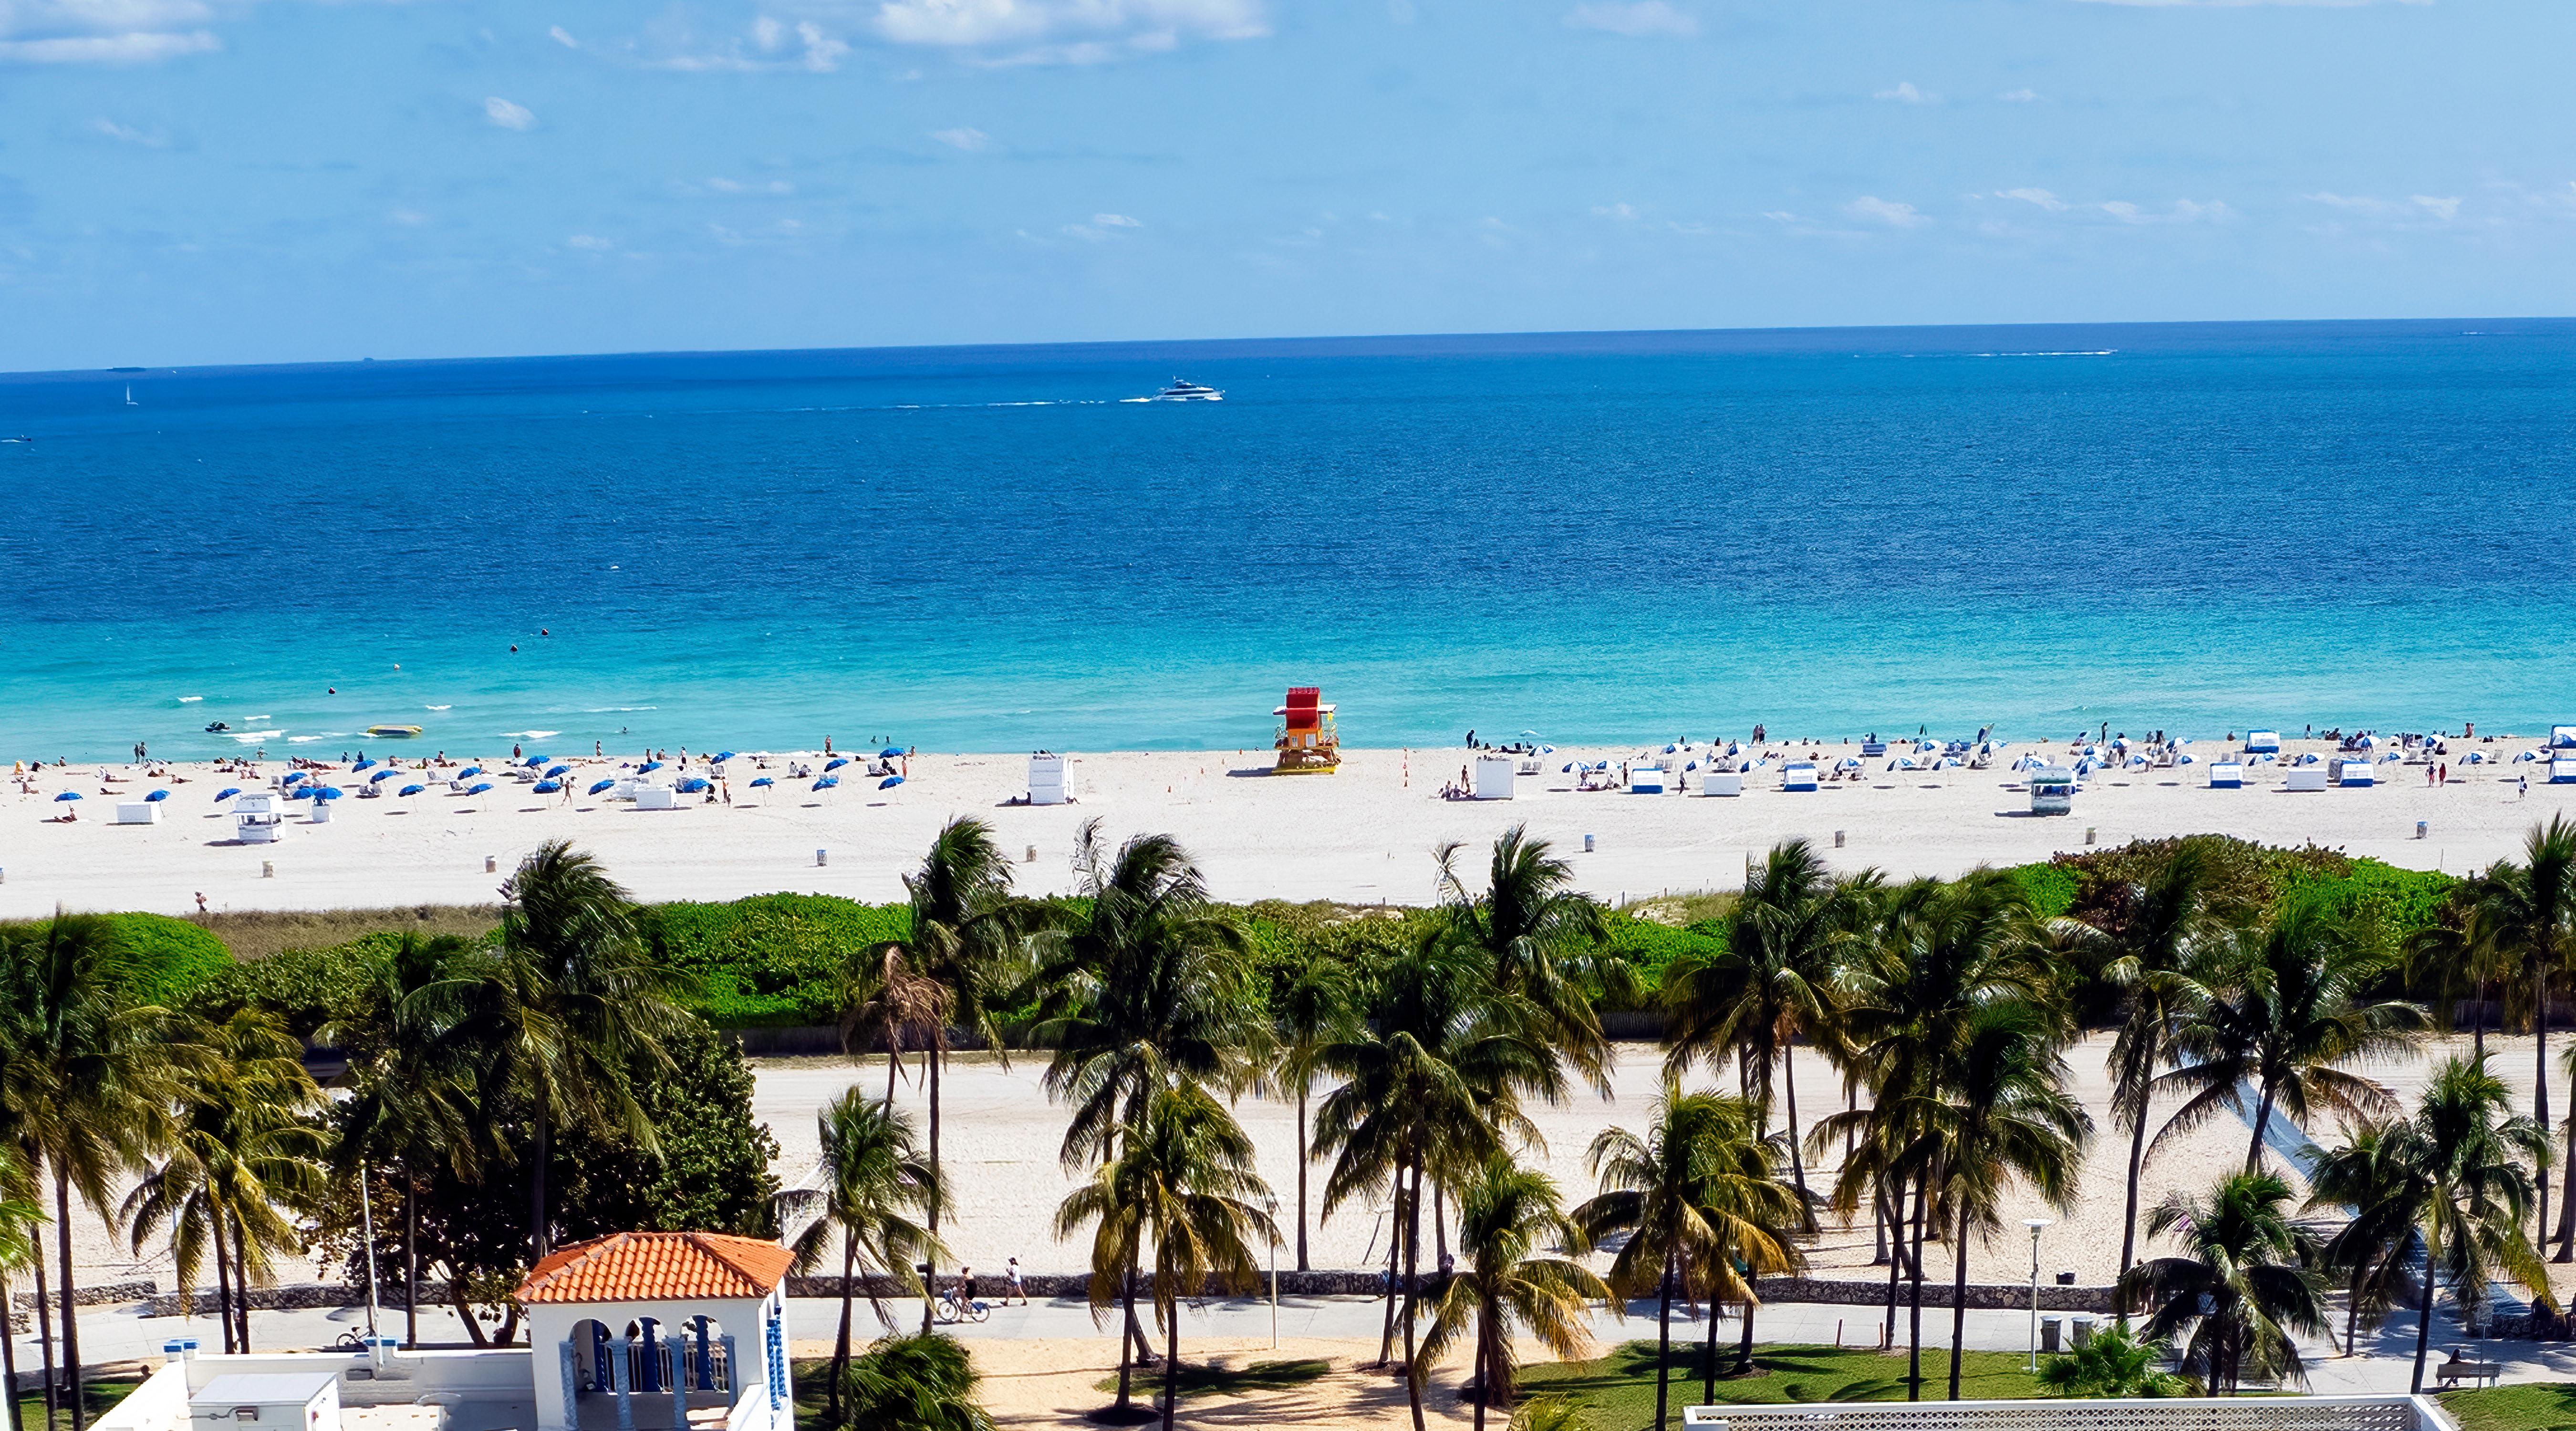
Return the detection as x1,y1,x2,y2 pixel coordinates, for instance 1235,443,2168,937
232,1215,254,1353
2539,964,2552,1255
404,1172,421,1352
1880,1184,1901,1345
531,1105,551,1265
53,1172,82,1431
1947,1201,1970,1400
1161,1294,1180,1431
1112,1268,1136,1413
212,1204,237,1355
2345,1267,2361,1356
1703,1290,1722,1401
1906,1173,1926,1403
1473,1323,1490,1431
1402,1159,1428,1431
2474,978,2487,1059
1736,1295,1756,1377
828,1239,856,1425
1434,1183,1448,1270
1376,1186,1403,1367
884,1032,900,1108
2555,1110,2576,1261
1782,1045,1809,1222
1295,1085,1310,1272
0,1269,18,1431
2245,1083,2277,1174
29,1226,54,1430
1652,1247,1674,1431
2409,1247,2437,1395
2119,1110,2149,1286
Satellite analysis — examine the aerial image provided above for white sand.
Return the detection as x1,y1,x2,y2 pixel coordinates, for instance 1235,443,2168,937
0,739,2560,919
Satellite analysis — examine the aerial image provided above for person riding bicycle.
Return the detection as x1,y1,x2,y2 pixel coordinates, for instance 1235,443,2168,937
958,1266,979,1310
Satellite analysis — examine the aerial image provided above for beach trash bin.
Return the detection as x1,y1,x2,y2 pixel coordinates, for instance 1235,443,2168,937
817,848,828,867
1834,830,1845,848
262,861,274,879
2419,820,2430,840
485,854,498,873
2040,1316,2063,1353
2072,1315,2098,1348
2084,827,2096,846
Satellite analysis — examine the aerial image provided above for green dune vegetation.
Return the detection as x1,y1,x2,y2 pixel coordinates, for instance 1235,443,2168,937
0,823,2565,1431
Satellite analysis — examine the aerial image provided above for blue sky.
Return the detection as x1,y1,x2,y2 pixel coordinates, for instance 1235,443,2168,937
1,0,2569,369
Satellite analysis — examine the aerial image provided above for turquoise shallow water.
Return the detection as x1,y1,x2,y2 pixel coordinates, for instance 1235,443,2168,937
1,319,2572,764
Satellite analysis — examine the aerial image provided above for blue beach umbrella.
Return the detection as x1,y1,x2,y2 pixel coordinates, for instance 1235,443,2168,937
714,751,736,763
749,777,773,788
588,779,616,795
215,788,240,802
824,757,848,772
145,788,170,802
637,760,664,773
879,775,904,790
53,791,80,802
398,784,425,797
545,765,570,778
282,771,306,785
353,758,375,771
315,785,344,800
286,786,313,800
879,747,904,758
466,782,493,795
676,777,709,793
458,766,484,778
811,776,835,791
371,769,400,782
522,756,549,768
532,780,561,794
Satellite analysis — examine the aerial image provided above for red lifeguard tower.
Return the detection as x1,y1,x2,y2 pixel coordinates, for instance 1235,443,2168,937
1273,686,1340,773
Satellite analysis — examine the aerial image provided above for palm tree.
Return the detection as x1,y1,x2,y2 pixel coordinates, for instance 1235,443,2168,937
1661,839,1872,1212
2120,1171,2328,1394
2333,1056,2551,1392
1812,869,2056,1400
1419,1157,1611,1431
2306,1118,2420,1357
839,946,947,1109
840,1333,996,1431
1435,824,1616,1089
810,1091,942,1427
473,842,689,1263
873,818,1037,1303
0,911,190,1431
1314,933,1560,1400
0,1161,41,1431
2036,1323,2189,1398
2156,892,2427,1174
124,1009,326,1354
1575,1087,1796,1431
1027,821,1266,1373
326,932,484,1351
2084,839,2225,1282
1056,1083,1274,1431
2456,818,2576,1258
1916,1003,2088,1400
1271,959,1357,1273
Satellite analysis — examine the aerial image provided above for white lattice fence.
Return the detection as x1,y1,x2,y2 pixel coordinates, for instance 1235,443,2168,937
1683,1396,2450,1431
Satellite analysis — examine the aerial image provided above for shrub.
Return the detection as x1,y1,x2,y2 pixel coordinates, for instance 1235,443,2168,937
101,913,234,1006
641,893,912,1027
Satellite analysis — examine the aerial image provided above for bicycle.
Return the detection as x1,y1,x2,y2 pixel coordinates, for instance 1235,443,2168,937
935,1291,990,1324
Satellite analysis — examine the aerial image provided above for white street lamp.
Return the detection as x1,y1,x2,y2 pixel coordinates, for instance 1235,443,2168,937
2024,1218,2053,1372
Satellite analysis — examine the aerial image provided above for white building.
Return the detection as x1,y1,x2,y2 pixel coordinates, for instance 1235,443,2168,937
95,1232,800,1431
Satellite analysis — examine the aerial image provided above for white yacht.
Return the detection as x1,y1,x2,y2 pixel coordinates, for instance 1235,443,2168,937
1150,377,1224,401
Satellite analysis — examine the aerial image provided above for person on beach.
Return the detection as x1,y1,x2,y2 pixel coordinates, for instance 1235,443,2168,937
1005,1258,1026,1305
2521,774,2530,799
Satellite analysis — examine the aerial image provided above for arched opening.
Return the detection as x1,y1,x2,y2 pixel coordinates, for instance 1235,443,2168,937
570,1319,612,1399
678,1317,731,1397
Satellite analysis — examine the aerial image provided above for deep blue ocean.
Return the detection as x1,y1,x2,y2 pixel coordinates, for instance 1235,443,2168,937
3,320,2573,764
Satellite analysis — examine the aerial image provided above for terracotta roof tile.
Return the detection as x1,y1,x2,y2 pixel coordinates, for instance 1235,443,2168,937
515,1232,798,1305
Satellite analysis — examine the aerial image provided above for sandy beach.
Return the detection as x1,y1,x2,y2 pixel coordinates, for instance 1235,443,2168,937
1,737,2563,920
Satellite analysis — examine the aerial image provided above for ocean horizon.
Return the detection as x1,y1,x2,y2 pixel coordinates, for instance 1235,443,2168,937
4,316,2573,766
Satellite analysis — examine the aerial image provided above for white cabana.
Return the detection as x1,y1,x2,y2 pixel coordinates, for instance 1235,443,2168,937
1630,762,1667,795
1474,754,1516,799
1028,753,1067,805
2208,762,2244,789
2333,759,2375,788
2245,730,2282,754
1781,762,1818,792
1700,771,1742,797
2554,759,2576,785
232,792,283,844
2286,767,2329,792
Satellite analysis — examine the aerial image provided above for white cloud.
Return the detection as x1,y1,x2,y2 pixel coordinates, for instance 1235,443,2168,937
1997,87,2039,102
1564,1,1697,37
566,234,614,249
1999,187,2068,211
652,16,848,71
0,0,219,63
2068,0,2426,6
1847,196,1930,228
1592,202,1638,220
1092,212,1141,227
696,176,796,195
0,30,217,64
931,126,990,150
872,0,1267,63
88,116,169,146
2099,197,2231,224
1874,81,1935,104
388,207,429,226
548,24,580,47
2412,194,2462,220
484,96,538,131
2301,191,2461,224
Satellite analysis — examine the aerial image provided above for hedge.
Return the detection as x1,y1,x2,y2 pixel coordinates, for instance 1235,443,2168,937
101,913,235,1007
641,893,912,1027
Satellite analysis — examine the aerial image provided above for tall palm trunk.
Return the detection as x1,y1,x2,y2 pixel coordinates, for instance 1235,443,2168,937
2539,964,2553,1254
54,1172,83,1431
1702,1290,1722,1403
1295,1084,1310,1272
0,1268,18,1431
29,1226,54,1427
1735,1290,1757,1374
2245,1082,2277,1174
1781,1044,1809,1220
2344,1267,2363,1357
232,1214,255,1352
1160,1294,1180,1431
530,1107,551,1265
2408,1243,2438,1394
1652,1247,1674,1431
404,1172,421,1352
1472,1323,1491,1431
1905,1172,1926,1403
211,1203,238,1354
1401,1159,1428,1431
1375,1180,1404,1366
1111,1268,1137,1412
1946,1201,1971,1400
2119,1109,2149,1290
828,1239,856,1425
1880,1183,1902,1344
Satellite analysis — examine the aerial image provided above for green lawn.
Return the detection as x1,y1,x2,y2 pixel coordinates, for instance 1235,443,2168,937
2437,1384,2576,1431
16,1379,143,1431
1090,1358,1331,1401
1518,1343,2050,1431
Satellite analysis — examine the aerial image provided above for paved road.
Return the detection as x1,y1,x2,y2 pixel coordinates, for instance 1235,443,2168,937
27,1291,2576,1398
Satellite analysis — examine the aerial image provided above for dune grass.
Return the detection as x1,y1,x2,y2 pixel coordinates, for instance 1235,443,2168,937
194,905,502,961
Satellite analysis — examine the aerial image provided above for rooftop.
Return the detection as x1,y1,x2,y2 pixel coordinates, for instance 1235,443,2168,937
515,1231,797,1306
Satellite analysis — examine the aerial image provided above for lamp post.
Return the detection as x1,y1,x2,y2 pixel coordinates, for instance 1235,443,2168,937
2023,1218,2052,1372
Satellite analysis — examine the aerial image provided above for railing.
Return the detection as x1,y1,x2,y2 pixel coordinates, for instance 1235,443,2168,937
1683,1395,2455,1431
